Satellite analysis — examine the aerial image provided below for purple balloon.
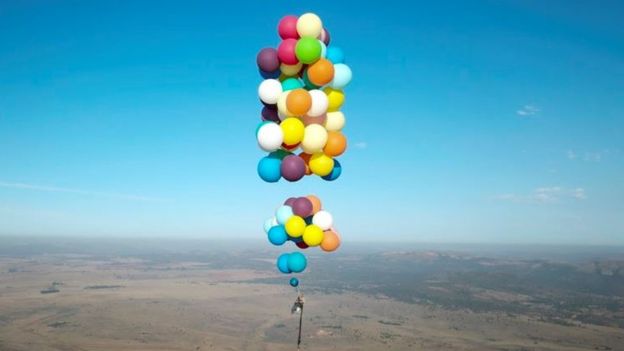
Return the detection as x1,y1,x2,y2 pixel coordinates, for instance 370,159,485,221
261,106,280,122
284,197,297,207
292,197,313,217
280,155,306,182
257,48,280,72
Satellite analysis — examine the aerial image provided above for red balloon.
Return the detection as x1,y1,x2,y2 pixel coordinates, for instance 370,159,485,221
278,39,299,65
296,241,309,249
278,15,299,40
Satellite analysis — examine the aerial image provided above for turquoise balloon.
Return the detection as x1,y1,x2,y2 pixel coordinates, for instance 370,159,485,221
268,225,288,246
276,205,293,224
288,252,307,273
258,156,281,183
302,70,320,90
277,253,291,274
290,277,299,287
282,78,304,91
326,47,345,64
269,149,291,160
322,159,342,181
329,64,352,89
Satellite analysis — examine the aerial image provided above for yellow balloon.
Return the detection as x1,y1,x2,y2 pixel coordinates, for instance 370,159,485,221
324,111,346,131
281,62,303,76
296,13,323,38
309,152,334,176
302,224,324,246
324,87,345,112
285,216,306,237
301,124,328,154
277,91,292,117
281,117,305,145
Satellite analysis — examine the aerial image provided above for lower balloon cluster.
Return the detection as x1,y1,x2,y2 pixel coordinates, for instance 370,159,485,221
264,194,341,287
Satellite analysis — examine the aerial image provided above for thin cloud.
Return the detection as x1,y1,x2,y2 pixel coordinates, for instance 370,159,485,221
0,181,167,202
516,105,540,117
495,186,586,204
566,149,608,162
354,141,367,149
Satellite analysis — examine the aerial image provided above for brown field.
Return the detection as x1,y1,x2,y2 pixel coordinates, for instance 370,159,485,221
1,253,622,351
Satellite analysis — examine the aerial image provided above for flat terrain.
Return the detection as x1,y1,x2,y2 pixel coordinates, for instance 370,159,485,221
0,238,623,351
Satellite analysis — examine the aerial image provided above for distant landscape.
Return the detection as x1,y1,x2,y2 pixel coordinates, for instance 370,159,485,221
0,236,623,351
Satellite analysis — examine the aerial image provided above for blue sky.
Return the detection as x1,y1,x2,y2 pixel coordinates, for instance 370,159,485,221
1,1,623,244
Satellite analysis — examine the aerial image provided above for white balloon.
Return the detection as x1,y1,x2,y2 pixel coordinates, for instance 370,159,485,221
307,89,329,117
257,122,283,152
312,210,333,231
277,90,292,116
264,217,277,233
258,79,282,104
324,111,345,131
301,124,328,154
329,64,352,90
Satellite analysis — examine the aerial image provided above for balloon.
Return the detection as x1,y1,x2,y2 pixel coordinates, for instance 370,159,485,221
325,47,344,64
292,197,314,217
321,159,342,181
278,39,299,65
261,106,280,122
258,79,282,105
280,117,305,145
277,91,292,117
319,28,330,45
264,217,277,233
287,252,307,273
296,13,323,38
309,153,334,176
290,277,299,287
277,253,291,274
268,225,288,246
269,149,291,160
285,215,306,237
295,37,322,64
329,63,352,89
324,87,345,111
257,48,280,72
280,62,302,76
307,89,329,117
301,124,328,154
319,41,327,59
300,113,326,126
298,152,312,175
284,197,297,206
324,111,345,131
281,77,303,91
278,15,299,39
296,240,309,249
312,210,333,230
307,59,334,86
302,224,324,246
276,205,294,224
280,155,306,182
257,122,284,152
257,156,282,182
259,68,280,79
320,230,340,252
286,89,312,116
306,195,322,214
323,131,347,156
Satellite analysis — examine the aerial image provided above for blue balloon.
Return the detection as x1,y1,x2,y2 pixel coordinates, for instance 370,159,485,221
268,225,288,246
277,253,291,274
275,205,293,224
290,277,299,287
325,47,345,64
288,252,307,273
259,68,280,79
322,159,342,181
258,156,282,183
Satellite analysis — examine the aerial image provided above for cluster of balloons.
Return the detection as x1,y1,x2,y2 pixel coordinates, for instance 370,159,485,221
256,13,352,183
264,195,341,286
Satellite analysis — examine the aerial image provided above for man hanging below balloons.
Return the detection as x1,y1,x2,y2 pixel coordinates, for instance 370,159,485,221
256,13,352,183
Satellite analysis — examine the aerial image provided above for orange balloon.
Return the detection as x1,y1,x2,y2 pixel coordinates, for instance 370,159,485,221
320,230,340,252
323,131,347,157
298,152,313,175
286,89,312,116
307,58,334,86
306,195,322,214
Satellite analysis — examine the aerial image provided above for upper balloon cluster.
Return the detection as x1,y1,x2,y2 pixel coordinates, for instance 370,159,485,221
256,13,352,183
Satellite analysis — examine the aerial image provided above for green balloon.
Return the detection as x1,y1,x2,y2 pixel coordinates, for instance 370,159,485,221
282,77,304,91
295,38,322,64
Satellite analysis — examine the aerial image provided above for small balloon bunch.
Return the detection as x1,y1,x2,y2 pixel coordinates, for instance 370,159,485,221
264,195,341,287
256,13,352,183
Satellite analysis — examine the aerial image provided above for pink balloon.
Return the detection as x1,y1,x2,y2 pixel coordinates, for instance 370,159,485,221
278,39,299,65
278,15,299,40
301,114,327,126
